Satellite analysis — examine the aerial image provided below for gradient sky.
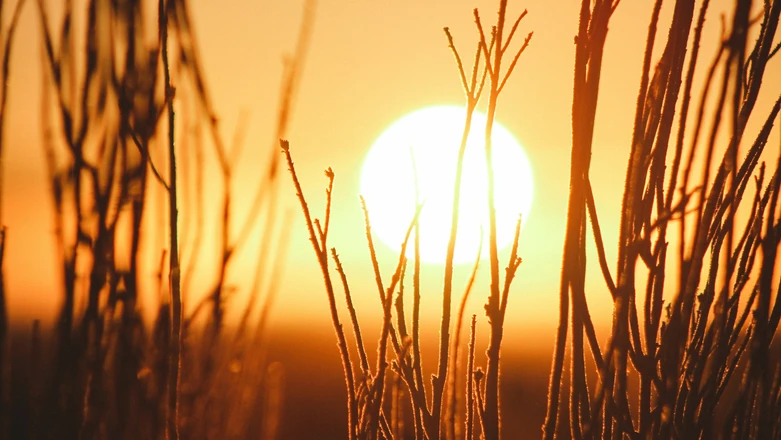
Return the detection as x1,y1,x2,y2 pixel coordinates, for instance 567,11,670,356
3,0,780,346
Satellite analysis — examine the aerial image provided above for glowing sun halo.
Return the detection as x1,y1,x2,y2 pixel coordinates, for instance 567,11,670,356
360,105,534,264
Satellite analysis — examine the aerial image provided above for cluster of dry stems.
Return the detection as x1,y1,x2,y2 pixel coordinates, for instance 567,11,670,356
545,0,781,439
283,2,533,439
288,0,781,439
0,0,779,439
0,0,315,439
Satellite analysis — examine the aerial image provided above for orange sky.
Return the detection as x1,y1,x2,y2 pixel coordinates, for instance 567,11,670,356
3,0,780,345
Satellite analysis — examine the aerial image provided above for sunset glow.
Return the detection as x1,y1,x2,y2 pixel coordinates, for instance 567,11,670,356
2,0,780,438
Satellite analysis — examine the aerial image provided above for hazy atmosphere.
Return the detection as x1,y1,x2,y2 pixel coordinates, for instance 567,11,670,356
1,0,780,439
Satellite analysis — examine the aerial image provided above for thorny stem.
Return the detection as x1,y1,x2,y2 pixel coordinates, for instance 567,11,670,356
466,315,477,440
447,232,483,440
432,75,477,440
281,139,359,440
369,206,421,440
332,249,370,374
480,2,507,438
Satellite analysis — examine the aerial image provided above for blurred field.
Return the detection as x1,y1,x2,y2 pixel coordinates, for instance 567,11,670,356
5,322,553,439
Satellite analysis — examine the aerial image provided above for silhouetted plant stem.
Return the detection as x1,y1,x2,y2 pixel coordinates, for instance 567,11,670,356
432,64,477,440
543,1,615,438
466,315,477,440
282,139,360,440
441,5,532,439
474,3,533,438
359,195,427,438
447,233,482,440
160,0,182,438
332,248,370,374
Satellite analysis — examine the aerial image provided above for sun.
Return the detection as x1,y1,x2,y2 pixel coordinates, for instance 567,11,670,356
359,105,534,265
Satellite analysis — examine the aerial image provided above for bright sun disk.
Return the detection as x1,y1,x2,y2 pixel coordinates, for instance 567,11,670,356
360,105,534,264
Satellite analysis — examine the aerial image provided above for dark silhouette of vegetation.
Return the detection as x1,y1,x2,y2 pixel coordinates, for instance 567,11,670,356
0,0,778,439
0,0,313,438
545,0,781,439
282,2,533,439
286,0,781,439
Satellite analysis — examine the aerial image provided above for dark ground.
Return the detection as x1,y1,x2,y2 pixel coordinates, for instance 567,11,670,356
263,324,553,440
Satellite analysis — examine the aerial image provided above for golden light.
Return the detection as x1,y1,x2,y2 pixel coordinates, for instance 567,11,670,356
359,105,534,264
